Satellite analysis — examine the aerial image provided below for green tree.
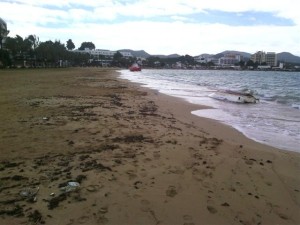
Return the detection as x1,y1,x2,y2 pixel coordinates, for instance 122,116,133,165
246,60,254,67
4,36,18,55
69,52,90,66
23,35,39,62
4,32,92,67
235,60,245,68
4,35,36,65
15,35,24,51
113,51,122,61
35,40,67,65
239,60,245,67
25,35,39,50
112,51,123,67
0,49,11,67
4,35,26,62
78,42,95,50
146,56,162,67
183,54,195,65
207,61,215,68
66,39,75,50
35,40,54,62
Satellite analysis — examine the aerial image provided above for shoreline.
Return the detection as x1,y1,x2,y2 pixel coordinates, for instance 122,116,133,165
119,72,293,154
191,109,299,154
120,67,300,153
118,69,300,154
0,68,299,225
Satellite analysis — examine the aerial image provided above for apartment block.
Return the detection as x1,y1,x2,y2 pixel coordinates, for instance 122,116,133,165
251,51,266,64
265,52,277,67
251,51,277,67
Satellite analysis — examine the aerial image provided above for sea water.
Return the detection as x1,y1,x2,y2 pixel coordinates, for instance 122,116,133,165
119,69,300,153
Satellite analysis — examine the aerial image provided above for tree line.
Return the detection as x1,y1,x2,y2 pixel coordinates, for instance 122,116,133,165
0,32,139,68
0,33,103,68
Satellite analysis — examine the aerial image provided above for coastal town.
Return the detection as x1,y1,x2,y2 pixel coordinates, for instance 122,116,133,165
1,17,300,71
74,48,298,71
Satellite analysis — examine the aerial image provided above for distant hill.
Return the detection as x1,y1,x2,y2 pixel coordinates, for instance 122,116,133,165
277,52,300,64
222,50,252,59
213,50,252,59
117,49,151,58
117,49,181,58
152,54,181,58
194,53,213,58
117,49,300,64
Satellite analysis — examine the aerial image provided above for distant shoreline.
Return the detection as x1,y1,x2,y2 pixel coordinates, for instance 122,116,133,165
2,66,300,72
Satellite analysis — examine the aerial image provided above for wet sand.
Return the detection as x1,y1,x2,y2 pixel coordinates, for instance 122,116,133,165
0,67,299,225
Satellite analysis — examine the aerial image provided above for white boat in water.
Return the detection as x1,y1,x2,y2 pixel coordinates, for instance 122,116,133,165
209,90,259,103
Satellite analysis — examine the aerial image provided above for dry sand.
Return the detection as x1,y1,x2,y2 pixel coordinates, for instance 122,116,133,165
0,67,299,225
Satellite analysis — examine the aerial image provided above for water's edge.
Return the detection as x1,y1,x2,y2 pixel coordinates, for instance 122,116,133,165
119,69,300,153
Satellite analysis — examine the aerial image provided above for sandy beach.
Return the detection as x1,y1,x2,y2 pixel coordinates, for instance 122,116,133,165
0,67,299,225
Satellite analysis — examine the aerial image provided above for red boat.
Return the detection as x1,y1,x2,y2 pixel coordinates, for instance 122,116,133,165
129,63,141,72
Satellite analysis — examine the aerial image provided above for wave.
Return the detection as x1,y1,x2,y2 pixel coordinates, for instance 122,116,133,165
292,103,300,110
259,93,300,105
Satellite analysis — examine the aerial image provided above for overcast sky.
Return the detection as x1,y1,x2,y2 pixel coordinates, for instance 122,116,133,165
1,0,299,56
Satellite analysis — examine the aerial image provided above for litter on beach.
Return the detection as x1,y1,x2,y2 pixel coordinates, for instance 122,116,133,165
60,181,80,192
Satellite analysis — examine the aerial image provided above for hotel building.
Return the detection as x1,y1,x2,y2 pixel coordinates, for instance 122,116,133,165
251,51,277,67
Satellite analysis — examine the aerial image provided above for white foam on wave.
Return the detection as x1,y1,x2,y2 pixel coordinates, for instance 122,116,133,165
292,103,300,110
192,108,300,153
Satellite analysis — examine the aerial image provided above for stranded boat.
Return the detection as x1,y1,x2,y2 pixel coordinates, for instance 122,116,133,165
209,90,259,103
129,63,141,72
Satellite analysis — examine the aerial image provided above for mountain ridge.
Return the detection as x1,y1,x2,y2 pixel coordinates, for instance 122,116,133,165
117,49,300,64
117,49,151,58
277,52,300,64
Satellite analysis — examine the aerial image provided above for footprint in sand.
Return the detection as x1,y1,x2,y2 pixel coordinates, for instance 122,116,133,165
183,214,195,225
143,157,152,163
126,170,137,179
168,166,185,175
77,216,90,224
207,205,218,214
166,186,177,197
153,151,160,159
85,184,102,192
183,215,193,221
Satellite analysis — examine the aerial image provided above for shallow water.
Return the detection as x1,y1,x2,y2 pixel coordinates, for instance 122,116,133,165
120,69,300,153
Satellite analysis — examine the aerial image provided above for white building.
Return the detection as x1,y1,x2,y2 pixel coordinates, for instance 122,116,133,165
194,55,207,63
218,53,242,66
207,58,219,65
251,51,266,64
73,48,91,54
90,49,116,57
251,51,277,67
119,51,133,58
73,49,134,58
